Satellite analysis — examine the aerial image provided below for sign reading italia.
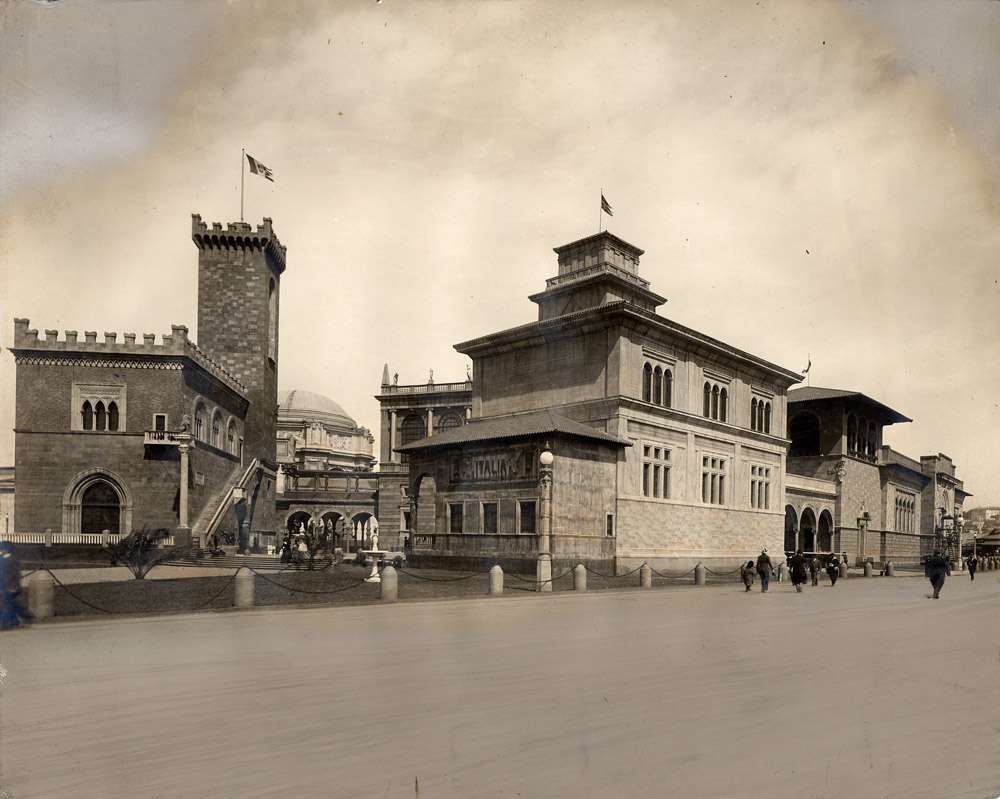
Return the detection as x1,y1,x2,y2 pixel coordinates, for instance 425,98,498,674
452,448,535,483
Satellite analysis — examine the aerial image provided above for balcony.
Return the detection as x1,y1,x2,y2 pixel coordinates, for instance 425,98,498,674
378,381,472,396
144,430,188,446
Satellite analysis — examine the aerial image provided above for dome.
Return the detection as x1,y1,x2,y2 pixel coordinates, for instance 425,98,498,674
278,389,356,428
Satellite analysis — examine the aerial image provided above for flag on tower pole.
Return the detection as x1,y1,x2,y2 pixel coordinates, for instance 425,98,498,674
246,153,275,181
601,194,613,216
802,355,812,386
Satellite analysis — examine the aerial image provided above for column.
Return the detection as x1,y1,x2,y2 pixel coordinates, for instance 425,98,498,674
427,408,434,437
389,410,398,463
537,451,554,592
177,438,192,546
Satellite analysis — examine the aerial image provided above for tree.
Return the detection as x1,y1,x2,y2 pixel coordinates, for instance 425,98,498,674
105,527,189,580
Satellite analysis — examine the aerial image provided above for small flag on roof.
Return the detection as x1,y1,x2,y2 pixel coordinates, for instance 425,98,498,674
601,193,613,216
246,153,274,182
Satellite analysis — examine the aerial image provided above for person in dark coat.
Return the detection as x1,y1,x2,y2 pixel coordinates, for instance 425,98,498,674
0,542,32,629
809,556,820,586
967,555,978,581
755,549,773,593
924,550,951,599
279,533,292,564
789,549,809,592
740,560,755,592
827,554,840,586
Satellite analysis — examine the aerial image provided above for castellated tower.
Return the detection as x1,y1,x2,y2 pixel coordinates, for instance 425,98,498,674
191,214,286,466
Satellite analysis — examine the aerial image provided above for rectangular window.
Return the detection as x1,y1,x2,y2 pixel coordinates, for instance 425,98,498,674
702,456,727,506
403,511,412,530
642,444,671,499
449,503,464,534
482,502,498,534
750,465,771,510
519,501,536,534
154,414,167,432
606,513,615,537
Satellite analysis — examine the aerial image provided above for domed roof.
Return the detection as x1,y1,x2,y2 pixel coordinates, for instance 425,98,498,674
278,389,356,427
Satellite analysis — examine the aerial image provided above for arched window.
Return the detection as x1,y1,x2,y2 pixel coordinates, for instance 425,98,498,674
764,402,771,434
227,419,238,454
719,388,728,422
703,382,711,417
750,398,758,431
211,410,222,449
642,364,652,403
400,415,427,446
857,418,866,457
82,401,93,431
847,415,857,454
789,412,822,457
267,278,278,361
437,413,463,432
81,481,121,534
711,385,719,419
653,367,662,405
757,400,765,432
108,401,119,432
194,402,207,441
663,370,673,408
95,401,107,431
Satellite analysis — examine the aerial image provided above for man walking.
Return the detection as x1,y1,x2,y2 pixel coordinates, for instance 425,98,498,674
756,549,773,593
827,554,840,586
924,550,951,599
789,549,808,593
967,554,978,581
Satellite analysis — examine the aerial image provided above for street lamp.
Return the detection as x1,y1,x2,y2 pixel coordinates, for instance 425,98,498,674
537,446,554,593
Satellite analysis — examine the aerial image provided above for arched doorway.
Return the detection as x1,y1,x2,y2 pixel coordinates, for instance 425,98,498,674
411,472,438,544
81,481,121,534
350,512,377,551
286,510,312,535
799,507,817,553
320,511,345,551
784,506,798,553
818,510,833,552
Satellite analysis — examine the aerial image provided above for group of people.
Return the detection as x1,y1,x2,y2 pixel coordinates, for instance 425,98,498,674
740,548,844,593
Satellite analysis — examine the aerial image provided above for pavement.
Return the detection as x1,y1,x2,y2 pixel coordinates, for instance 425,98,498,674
1,572,998,799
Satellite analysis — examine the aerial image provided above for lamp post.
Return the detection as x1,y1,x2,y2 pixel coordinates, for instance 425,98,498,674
856,511,871,566
537,447,554,593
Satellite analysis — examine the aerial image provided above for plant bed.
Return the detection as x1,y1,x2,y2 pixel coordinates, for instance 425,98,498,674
53,575,237,617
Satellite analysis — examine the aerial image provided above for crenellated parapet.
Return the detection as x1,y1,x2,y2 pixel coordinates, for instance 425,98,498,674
11,318,246,395
190,213,286,274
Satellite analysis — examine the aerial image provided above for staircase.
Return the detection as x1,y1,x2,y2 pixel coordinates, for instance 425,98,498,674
191,459,260,548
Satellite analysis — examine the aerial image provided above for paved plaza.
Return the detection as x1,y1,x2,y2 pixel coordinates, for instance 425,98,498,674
1,574,998,799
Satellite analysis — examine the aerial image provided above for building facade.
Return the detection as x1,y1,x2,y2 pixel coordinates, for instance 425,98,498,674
399,230,802,572
0,467,13,535
7,215,285,549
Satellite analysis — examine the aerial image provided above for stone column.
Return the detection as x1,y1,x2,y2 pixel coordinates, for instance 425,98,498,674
389,410,398,462
537,451,554,592
427,408,434,438
177,438,192,545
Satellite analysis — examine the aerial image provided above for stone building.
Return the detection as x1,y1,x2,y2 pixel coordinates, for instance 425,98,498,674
783,387,971,565
374,366,473,549
398,230,802,572
274,389,378,550
7,215,286,550
0,467,13,535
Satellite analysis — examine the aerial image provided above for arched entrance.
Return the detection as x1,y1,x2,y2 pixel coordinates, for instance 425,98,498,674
818,510,833,552
784,506,798,553
799,507,817,553
410,472,438,546
286,510,312,535
81,482,121,534
319,511,345,551
350,512,377,551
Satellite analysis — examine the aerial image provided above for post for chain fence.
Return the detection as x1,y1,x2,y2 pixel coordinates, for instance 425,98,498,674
863,561,873,577
694,563,706,586
489,564,504,596
381,565,398,603
234,567,255,609
885,561,894,577
28,571,55,620
639,563,652,589
573,564,587,592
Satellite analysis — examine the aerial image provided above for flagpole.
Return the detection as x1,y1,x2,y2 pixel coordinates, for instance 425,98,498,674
599,188,603,233
807,352,811,387
240,147,245,222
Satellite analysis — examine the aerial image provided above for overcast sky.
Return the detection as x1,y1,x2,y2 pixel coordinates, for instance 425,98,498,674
2,0,998,505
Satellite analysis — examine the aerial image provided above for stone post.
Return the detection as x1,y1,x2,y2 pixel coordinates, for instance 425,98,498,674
44,528,53,548
694,563,706,586
234,568,255,609
863,561,873,577
381,565,398,602
639,563,652,589
489,564,503,596
885,561,895,576
28,571,55,620
573,563,587,592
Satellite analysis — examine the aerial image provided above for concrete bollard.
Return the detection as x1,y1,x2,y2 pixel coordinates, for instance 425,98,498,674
380,565,398,603
694,563,706,586
863,561,873,577
776,562,787,582
28,571,55,620
234,568,255,609
885,561,895,577
573,564,587,592
489,564,504,596
839,562,848,578
639,563,652,589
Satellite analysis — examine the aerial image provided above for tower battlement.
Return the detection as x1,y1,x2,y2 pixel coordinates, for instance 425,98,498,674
191,214,286,274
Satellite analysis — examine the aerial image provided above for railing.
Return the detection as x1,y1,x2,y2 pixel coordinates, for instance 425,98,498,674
0,532,175,546
545,261,650,289
379,381,472,395
199,458,259,545
376,462,408,474
144,430,186,446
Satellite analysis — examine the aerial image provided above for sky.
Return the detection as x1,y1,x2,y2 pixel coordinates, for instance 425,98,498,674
1,0,998,504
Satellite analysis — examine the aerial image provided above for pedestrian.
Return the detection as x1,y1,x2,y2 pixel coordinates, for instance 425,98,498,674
279,533,292,563
967,554,978,581
755,549,773,593
924,549,951,599
0,541,32,629
740,560,755,592
789,549,808,593
809,555,820,587
827,554,840,586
